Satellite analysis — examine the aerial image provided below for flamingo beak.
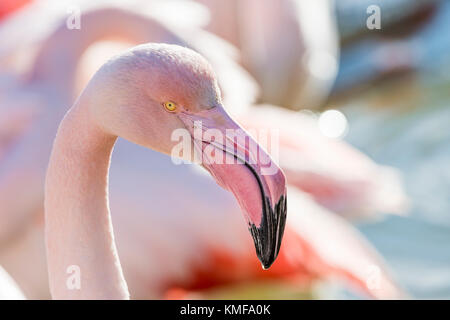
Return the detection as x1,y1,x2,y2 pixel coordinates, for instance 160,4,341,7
178,106,287,269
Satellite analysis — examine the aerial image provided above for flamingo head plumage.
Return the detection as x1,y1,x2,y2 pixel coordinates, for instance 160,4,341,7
86,43,287,269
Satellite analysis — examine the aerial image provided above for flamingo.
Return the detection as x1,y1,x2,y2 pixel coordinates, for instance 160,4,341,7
194,0,340,110
0,5,405,299
44,43,287,299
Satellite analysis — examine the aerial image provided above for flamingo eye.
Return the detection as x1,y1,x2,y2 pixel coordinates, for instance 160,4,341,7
163,101,177,112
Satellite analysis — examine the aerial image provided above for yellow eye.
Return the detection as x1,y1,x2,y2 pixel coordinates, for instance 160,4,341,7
163,101,177,112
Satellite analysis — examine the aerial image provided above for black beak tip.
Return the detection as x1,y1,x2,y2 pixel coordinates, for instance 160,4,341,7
249,194,287,270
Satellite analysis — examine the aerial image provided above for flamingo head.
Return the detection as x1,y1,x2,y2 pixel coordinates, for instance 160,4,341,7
88,43,287,269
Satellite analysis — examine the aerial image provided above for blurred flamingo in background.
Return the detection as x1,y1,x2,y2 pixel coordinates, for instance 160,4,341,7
195,0,339,110
0,3,406,299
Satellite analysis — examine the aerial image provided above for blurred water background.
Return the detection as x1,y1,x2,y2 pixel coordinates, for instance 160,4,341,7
333,0,450,299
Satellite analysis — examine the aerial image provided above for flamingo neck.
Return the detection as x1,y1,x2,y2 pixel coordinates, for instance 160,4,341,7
44,101,129,299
